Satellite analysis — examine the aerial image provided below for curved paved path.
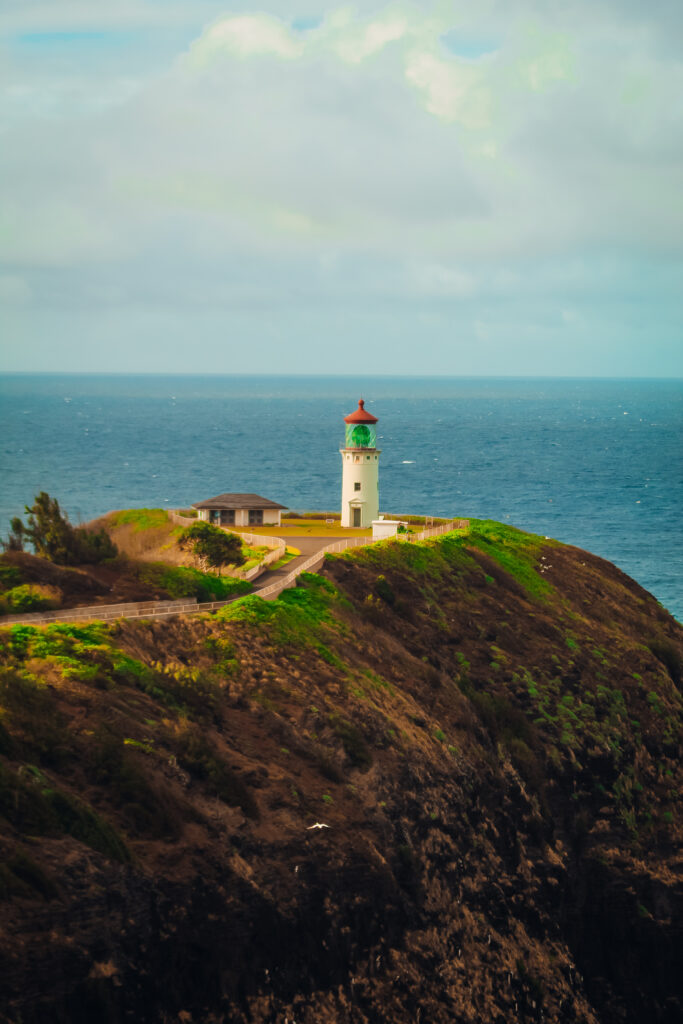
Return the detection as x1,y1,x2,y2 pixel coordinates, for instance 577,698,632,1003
252,537,331,594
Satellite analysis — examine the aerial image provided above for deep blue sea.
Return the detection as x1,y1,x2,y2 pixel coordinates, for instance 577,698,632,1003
0,375,681,622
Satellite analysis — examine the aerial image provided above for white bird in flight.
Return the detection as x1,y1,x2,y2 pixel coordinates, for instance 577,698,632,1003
306,822,330,830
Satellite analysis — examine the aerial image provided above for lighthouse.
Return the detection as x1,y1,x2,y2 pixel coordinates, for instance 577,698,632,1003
340,399,380,528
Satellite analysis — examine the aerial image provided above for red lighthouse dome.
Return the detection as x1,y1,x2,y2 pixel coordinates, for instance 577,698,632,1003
344,398,378,425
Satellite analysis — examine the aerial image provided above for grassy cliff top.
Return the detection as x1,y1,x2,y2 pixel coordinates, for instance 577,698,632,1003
0,521,681,1023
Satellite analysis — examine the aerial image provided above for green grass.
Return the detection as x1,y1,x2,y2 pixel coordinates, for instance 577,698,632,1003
217,573,344,656
338,518,552,601
340,528,475,581
1,622,228,722
462,520,554,599
110,508,171,531
136,563,251,602
267,548,299,571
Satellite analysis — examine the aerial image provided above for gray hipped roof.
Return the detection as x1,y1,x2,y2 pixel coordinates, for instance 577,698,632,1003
192,493,287,511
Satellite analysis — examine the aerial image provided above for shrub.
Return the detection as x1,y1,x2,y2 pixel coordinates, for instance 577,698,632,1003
178,521,246,574
3,584,61,612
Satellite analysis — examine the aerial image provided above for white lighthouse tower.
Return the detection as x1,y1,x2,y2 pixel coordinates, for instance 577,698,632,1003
340,399,380,528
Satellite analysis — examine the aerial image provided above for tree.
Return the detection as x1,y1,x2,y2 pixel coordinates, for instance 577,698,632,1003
178,521,245,575
2,492,117,565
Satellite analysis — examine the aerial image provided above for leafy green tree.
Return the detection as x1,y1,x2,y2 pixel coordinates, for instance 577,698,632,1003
19,492,74,563
2,492,117,566
178,521,245,575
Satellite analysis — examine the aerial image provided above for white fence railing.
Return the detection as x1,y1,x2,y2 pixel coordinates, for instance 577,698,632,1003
403,519,469,543
252,519,468,601
0,597,200,627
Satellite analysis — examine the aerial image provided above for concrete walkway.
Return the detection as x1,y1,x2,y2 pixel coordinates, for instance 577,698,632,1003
252,537,331,594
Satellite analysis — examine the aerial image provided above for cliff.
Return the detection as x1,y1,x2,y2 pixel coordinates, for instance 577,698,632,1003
0,520,681,1023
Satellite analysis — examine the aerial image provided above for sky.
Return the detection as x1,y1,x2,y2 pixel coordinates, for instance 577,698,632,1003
1,0,682,377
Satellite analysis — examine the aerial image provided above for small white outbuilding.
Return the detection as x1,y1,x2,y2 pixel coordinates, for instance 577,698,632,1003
372,517,408,541
192,493,287,528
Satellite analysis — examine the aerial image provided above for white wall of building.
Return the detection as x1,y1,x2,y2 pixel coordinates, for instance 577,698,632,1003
340,449,381,528
195,508,282,527
372,518,406,541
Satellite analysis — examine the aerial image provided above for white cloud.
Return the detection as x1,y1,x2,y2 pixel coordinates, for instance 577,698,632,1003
332,12,410,63
187,14,304,64
404,51,490,127
0,1,681,376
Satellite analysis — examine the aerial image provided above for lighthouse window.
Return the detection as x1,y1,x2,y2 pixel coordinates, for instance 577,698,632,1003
366,455,370,460
354,482,361,492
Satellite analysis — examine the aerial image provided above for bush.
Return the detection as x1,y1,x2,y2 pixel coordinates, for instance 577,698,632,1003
178,521,245,574
3,584,61,612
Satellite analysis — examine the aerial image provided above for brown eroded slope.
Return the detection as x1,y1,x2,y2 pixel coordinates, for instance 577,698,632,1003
0,521,681,1023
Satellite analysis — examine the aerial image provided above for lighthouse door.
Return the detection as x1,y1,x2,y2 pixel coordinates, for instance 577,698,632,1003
352,507,361,527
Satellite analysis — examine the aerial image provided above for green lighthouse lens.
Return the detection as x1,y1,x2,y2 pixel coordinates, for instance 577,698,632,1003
351,424,372,447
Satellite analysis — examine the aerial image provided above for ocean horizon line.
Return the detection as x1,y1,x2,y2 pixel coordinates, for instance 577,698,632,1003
2,371,682,382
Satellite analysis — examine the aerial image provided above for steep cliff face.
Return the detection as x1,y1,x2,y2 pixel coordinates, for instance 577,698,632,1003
0,521,681,1024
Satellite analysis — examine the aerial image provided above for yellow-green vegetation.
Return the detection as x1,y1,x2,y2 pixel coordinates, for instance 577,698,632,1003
341,519,553,600
0,616,261,868
218,572,348,667
266,546,300,571
135,563,251,601
0,583,61,614
463,519,555,598
239,518,371,538
110,508,173,531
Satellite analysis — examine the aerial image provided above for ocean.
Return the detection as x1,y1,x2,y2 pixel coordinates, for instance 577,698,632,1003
0,374,681,622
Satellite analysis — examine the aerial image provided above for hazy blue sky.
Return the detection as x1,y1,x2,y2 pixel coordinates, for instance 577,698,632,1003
1,1,681,376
